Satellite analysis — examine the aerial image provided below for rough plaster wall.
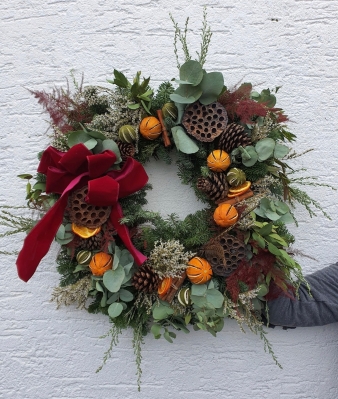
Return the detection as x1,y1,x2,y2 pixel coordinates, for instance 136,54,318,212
1,0,338,398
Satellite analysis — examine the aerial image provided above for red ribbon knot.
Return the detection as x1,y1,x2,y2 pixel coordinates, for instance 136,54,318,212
16,143,148,282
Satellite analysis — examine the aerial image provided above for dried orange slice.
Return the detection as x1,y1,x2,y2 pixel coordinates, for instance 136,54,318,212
71,223,101,238
228,181,251,197
158,276,173,297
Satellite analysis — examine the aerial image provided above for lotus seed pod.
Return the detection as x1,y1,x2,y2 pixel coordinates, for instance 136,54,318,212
226,168,246,187
76,250,92,265
177,287,191,306
162,102,178,120
118,125,137,143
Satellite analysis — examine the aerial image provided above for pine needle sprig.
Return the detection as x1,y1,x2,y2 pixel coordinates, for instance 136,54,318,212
0,208,37,241
133,323,144,391
196,7,212,67
96,323,122,373
170,14,191,69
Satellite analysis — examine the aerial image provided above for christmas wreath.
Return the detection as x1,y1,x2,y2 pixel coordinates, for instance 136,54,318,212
4,11,333,389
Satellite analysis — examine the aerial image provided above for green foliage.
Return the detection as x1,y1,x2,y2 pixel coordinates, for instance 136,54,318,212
108,70,153,114
56,248,84,287
241,162,269,182
170,60,224,105
151,81,175,111
137,210,213,254
170,7,212,69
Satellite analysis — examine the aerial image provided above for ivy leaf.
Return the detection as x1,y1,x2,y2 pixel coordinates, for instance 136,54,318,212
108,302,123,318
171,126,199,154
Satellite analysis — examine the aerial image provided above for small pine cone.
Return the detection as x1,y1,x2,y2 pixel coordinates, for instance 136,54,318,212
197,173,229,203
132,264,160,294
218,123,251,153
77,232,103,251
117,141,136,159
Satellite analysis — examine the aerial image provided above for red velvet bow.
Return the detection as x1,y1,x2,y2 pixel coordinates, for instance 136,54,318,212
16,143,148,282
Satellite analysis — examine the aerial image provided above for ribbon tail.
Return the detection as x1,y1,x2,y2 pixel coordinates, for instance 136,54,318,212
16,195,69,282
110,203,147,266
16,173,89,282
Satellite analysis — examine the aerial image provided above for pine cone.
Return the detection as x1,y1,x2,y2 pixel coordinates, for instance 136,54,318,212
218,123,251,153
197,173,229,203
117,141,136,159
77,232,103,251
132,264,160,293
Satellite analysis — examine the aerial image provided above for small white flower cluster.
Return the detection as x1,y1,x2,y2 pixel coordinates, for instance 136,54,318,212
149,239,195,278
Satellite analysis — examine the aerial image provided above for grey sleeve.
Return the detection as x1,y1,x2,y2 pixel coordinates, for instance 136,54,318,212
266,263,338,327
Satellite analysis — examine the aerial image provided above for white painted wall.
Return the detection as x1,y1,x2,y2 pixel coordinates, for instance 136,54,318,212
1,1,338,398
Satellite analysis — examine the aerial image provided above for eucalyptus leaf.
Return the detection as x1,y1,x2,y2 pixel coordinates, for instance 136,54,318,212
179,60,203,86
103,266,125,293
175,102,186,124
199,72,224,105
191,284,207,296
274,143,290,159
151,323,162,338
255,138,275,161
56,224,65,239
171,126,199,154
83,138,97,150
265,209,282,221
107,292,120,304
68,130,92,148
278,212,295,224
240,146,259,167
206,289,224,308
100,290,107,307
191,296,207,307
164,331,174,343
108,302,123,318
113,246,121,270
153,303,174,320
119,289,134,302
96,281,104,292
170,85,203,104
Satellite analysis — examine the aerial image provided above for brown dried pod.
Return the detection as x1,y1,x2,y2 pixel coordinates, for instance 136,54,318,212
201,232,246,277
182,101,228,142
69,186,111,229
